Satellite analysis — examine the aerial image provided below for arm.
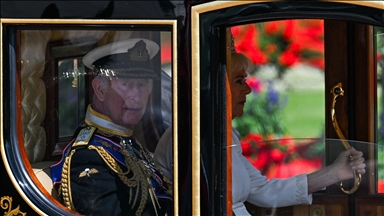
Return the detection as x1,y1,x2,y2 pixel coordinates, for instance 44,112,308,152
231,128,312,208
240,152,312,207
307,147,365,194
69,149,126,215
154,126,173,181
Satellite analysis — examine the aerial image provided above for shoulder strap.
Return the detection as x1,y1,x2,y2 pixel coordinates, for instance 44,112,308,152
72,126,97,148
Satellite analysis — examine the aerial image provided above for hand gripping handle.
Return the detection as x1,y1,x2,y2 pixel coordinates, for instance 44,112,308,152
331,82,361,194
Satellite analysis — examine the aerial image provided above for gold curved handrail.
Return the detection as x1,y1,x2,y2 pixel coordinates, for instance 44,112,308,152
330,82,361,194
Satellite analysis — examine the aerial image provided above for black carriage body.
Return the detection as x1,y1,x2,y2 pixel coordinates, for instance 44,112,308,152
2,1,384,216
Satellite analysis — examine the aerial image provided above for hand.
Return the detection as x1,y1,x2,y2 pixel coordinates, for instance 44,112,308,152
331,147,366,182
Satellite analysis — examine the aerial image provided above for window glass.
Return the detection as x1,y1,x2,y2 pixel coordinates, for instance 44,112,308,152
376,26,384,193
18,29,172,160
230,19,325,179
15,26,174,214
58,57,87,138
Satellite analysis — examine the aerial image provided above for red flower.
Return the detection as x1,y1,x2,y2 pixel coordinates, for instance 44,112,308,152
307,57,325,70
286,42,301,54
246,77,263,93
235,24,257,51
379,179,384,193
233,25,269,65
264,22,279,35
231,25,241,38
244,133,263,142
270,149,285,163
241,133,266,156
247,49,269,65
278,50,300,67
278,135,296,153
267,158,323,179
231,20,325,70
282,20,294,40
252,150,270,170
277,135,293,145
241,141,252,156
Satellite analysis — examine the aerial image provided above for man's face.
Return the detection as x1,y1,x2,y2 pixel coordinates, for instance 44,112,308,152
230,68,251,119
103,78,152,128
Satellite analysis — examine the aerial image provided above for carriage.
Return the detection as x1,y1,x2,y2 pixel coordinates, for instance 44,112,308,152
1,1,384,215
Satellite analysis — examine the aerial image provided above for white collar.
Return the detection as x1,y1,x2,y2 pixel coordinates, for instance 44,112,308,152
84,105,133,137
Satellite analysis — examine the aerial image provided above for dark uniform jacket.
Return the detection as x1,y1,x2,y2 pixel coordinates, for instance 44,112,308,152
51,106,173,216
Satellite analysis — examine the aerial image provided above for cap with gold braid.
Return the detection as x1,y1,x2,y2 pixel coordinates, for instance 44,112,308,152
82,38,160,79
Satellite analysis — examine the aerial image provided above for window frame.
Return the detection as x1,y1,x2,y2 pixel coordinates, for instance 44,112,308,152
191,1,384,215
0,18,178,215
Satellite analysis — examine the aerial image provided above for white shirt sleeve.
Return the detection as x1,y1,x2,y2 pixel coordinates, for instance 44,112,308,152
154,126,173,181
240,150,312,207
231,128,312,210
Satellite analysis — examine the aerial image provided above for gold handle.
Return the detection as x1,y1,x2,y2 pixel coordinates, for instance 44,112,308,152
331,82,361,194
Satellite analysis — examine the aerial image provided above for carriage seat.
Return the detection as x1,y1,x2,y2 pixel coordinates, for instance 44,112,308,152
32,161,58,199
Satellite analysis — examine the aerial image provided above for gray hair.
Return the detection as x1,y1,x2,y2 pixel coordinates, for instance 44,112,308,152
92,75,153,101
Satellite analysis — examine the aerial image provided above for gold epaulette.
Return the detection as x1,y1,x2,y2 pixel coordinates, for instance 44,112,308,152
72,126,97,147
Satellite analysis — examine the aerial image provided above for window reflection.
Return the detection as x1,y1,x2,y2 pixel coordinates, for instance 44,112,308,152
58,58,86,139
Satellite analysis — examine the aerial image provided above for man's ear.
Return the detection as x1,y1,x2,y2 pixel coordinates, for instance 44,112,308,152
92,78,106,101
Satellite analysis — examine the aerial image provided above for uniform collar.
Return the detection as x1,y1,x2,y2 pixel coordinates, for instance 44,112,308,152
85,105,133,137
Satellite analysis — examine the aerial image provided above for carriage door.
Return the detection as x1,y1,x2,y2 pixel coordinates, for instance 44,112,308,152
318,20,384,216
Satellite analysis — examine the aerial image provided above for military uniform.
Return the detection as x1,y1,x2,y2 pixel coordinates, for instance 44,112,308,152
51,106,173,215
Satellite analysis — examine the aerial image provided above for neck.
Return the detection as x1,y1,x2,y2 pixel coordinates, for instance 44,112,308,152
86,105,134,137
92,100,105,115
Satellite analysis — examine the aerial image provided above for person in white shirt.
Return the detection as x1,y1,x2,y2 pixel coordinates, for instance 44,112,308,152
154,52,366,215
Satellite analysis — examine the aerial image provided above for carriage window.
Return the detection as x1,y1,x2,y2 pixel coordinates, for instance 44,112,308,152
5,22,176,215
58,57,87,139
18,29,173,161
230,19,384,194
376,26,384,193
44,38,98,157
230,19,325,179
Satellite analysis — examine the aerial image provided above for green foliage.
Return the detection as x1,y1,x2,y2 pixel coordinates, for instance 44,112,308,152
283,90,325,138
379,145,384,180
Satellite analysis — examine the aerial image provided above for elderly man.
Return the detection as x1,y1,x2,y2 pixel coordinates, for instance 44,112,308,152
51,38,172,216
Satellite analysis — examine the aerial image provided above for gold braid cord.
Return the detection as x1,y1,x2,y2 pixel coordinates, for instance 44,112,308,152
88,145,152,216
60,143,161,216
162,173,173,196
61,149,76,211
